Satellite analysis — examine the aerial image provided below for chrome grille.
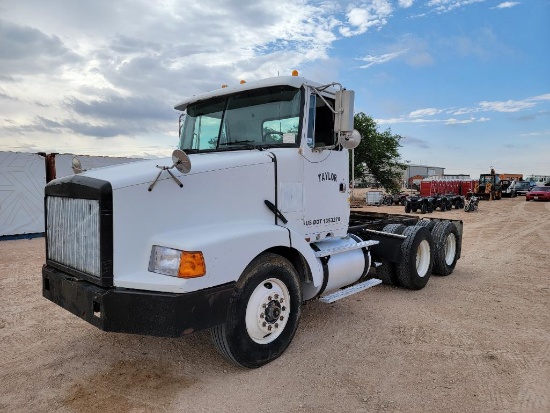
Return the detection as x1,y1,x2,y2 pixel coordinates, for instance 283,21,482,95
46,196,101,277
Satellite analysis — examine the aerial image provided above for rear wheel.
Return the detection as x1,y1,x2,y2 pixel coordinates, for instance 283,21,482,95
416,219,436,231
405,202,412,213
421,203,427,214
427,202,434,213
211,253,302,368
431,221,460,276
376,224,406,286
396,226,434,290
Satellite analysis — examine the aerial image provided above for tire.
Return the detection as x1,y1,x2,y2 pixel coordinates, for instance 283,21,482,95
396,226,434,290
421,203,427,214
416,219,436,231
376,224,406,286
211,253,302,368
431,221,460,276
412,208,417,213
427,202,434,213
405,202,411,213
383,223,407,235
440,202,446,212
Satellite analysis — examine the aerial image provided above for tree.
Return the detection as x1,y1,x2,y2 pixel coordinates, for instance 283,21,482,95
352,112,406,193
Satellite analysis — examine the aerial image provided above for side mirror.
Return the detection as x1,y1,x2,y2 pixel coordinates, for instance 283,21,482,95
172,149,192,173
339,129,361,149
71,156,83,174
334,90,355,134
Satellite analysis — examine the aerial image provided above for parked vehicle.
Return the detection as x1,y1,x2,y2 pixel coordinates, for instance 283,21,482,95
525,186,550,201
41,74,463,368
431,194,451,211
404,195,434,214
464,195,479,212
446,194,465,209
381,194,394,206
500,179,517,198
514,181,531,196
391,192,408,206
474,169,502,200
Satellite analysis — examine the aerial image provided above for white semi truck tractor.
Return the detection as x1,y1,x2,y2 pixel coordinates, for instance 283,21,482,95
42,74,462,368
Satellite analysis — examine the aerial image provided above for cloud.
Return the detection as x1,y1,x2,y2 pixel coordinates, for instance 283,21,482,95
409,108,442,118
479,99,536,113
445,117,490,124
377,115,490,125
340,1,393,37
377,91,549,128
519,130,550,137
427,0,486,14
398,0,415,8
493,2,520,9
401,136,429,148
0,19,81,76
357,49,409,68
65,94,175,122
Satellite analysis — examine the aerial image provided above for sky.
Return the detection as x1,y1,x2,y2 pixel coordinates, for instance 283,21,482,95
0,0,549,178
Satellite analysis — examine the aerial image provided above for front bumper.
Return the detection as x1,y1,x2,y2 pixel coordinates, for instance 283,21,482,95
42,265,235,337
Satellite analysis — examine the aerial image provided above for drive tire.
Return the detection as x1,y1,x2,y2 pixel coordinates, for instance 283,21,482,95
431,221,460,276
376,224,406,286
421,203,427,214
211,253,302,368
416,219,436,231
396,226,434,290
405,202,411,213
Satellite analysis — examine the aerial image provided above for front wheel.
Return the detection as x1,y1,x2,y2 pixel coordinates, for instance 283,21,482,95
211,253,302,368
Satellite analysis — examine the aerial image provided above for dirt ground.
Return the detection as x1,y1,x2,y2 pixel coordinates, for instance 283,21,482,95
1,196,549,413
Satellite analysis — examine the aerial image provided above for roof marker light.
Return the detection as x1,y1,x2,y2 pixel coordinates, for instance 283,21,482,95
292,70,299,76
240,80,246,84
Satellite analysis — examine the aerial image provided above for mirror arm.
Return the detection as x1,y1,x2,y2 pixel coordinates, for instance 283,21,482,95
148,162,184,192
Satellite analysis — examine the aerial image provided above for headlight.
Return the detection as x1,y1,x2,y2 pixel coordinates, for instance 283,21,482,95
149,246,206,278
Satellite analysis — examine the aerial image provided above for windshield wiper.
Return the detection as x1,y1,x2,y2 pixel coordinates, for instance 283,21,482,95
219,140,255,146
218,140,263,151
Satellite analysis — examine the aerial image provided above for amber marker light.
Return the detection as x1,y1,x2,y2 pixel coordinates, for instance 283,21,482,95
240,80,246,84
178,251,206,278
221,84,228,88
291,70,299,76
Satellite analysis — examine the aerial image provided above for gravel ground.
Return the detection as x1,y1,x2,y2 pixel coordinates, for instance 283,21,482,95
1,196,549,413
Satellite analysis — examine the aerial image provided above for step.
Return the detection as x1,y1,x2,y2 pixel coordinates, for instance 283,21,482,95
319,278,383,304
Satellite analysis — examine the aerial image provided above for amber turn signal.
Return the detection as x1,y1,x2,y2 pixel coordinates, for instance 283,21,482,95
178,251,206,278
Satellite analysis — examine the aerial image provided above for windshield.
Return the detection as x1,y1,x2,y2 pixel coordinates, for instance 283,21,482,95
479,175,500,184
532,186,550,191
516,182,530,188
179,86,302,152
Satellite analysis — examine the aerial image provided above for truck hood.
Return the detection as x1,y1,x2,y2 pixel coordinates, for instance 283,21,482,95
71,150,274,190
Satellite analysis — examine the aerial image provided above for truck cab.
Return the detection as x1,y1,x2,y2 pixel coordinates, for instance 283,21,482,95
42,74,461,368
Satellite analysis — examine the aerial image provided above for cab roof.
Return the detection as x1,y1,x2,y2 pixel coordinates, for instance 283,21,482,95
174,76,332,111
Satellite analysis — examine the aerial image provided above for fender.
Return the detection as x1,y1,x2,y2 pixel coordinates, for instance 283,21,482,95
285,229,324,299
115,222,293,293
